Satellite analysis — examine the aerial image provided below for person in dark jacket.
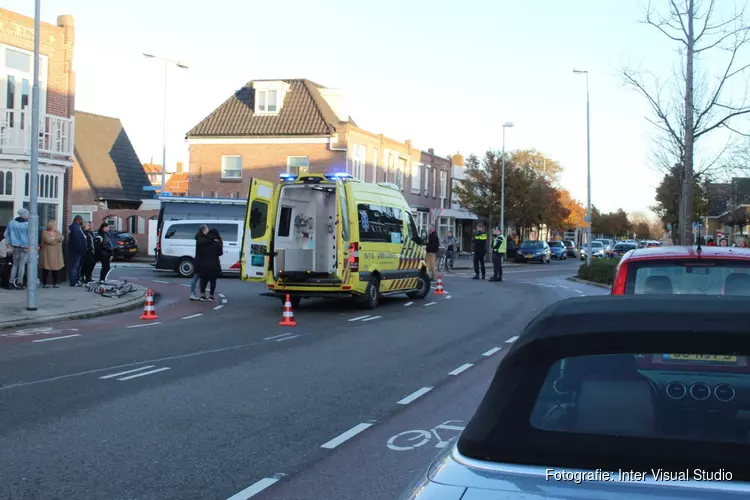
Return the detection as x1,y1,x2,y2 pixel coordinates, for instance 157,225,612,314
196,228,223,301
472,223,488,280
67,215,87,286
425,224,440,278
189,224,209,301
94,222,114,282
80,222,96,283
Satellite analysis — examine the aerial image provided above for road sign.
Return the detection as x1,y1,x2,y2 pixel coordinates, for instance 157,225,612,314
142,185,161,191
583,215,591,222
692,222,702,231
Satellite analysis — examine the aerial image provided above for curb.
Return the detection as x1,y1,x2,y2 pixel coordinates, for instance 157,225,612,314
567,277,611,289
0,286,151,331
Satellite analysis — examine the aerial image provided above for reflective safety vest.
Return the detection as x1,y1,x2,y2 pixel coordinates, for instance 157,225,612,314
493,235,507,254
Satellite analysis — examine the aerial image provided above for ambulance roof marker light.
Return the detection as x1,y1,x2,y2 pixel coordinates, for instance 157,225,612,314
279,173,297,182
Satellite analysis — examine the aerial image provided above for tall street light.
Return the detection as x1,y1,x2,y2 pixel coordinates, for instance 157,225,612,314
499,122,514,234
573,68,592,266
27,0,41,311
143,53,188,193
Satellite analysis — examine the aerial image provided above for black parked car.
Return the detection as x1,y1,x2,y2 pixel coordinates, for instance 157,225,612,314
515,240,551,264
562,239,577,258
111,232,139,260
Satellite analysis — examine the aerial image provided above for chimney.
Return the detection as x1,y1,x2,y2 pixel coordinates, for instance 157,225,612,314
428,148,434,155
319,88,350,122
176,162,184,174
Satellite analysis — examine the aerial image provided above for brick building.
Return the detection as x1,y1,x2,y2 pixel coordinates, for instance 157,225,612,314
70,111,157,255
186,78,454,233
0,8,75,232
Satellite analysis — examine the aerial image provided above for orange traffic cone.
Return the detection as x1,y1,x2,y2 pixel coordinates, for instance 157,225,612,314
140,289,159,320
279,294,297,326
434,275,445,295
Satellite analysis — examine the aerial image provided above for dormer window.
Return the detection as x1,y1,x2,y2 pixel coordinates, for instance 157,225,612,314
256,89,278,113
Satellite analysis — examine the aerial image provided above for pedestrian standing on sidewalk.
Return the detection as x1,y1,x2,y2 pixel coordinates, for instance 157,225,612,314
488,227,507,282
426,224,440,279
190,224,209,301
197,228,223,301
67,215,87,286
442,231,458,271
80,222,96,283
4,208,30,289
40,220,64,288
94,222,114,282
471,223,488,280
0,232,11,290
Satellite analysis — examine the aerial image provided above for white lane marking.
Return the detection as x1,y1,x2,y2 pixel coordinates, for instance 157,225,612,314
219,293,226,298
181,313,203,320
213,305,224,310
424,301,437,307
349,315,371,322
32,334,81,343
505,335,519,343
321,421,376,449
116,367,171,381
397,386,433,405
222,299,228,304
227,474,285,500
483,347,502,357
404,302,414,307
100,365,156,379
535,283,558,288
181,284,191,288
361,316,381,322
152,280,170,284
277,334,300,342
448,363,473,376
576,290,585,295
264,333,294,340
126,322,162,329
445,295,451,299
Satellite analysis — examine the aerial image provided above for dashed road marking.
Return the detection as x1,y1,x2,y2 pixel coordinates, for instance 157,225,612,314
321,421,376,449
448,363,473,376
404,302,414,307
213,305,224,310
181,313,203,320
505,335,519,343
152,280,170,284
424,301,437,307
100,365,156,379
219,293,226,298
181,284,191,288
222,299,228,304
116,367,171,381
398,386,433,405
276,334,300,342
32,334,81,343
361,316,381,322
445,295,451,299
349,315,371,322
483,347,502,356
227,473,286,500
264,333,295,341
126,322,162,329
576,290,585,295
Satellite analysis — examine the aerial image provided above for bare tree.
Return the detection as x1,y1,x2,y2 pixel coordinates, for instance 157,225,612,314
623,0,750,244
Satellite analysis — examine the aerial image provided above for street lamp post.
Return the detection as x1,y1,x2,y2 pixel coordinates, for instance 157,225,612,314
26,0,42,311
143,53,188,193
499,122,514,235
573,68,592,266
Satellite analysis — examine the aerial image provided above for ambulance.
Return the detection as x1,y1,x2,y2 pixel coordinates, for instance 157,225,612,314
240,172,430,309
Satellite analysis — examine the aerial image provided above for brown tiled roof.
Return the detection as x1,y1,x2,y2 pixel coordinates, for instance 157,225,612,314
143,163,161,174
187,79,343,137
165,172,189,194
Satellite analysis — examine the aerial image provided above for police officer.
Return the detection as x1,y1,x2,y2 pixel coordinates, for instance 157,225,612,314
472,223,488,280
489,227,507,282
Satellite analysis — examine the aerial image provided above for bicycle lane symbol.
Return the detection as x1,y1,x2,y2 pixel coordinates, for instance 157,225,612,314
386,420,465,451
0,327,80,338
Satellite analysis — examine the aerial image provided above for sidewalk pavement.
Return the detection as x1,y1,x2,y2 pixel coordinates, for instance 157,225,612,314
449,255,521,270
0,283,148,331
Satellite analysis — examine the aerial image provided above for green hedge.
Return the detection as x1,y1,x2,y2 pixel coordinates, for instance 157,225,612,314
577,258,619,285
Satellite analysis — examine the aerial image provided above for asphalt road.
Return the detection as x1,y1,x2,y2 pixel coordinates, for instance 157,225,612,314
0,259,605,500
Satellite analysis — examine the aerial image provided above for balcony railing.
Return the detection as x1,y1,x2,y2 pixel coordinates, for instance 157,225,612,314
0,107,75,160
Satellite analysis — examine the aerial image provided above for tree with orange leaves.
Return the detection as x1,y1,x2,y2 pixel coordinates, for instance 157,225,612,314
557,189,587,229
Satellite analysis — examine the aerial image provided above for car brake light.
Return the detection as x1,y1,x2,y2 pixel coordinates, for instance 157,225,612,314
349,242,359,271
612,260,628,295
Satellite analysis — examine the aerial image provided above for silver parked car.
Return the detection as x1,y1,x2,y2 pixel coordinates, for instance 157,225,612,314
399,295,750,499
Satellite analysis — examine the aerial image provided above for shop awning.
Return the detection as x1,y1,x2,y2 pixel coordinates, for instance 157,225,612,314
433,208,479,220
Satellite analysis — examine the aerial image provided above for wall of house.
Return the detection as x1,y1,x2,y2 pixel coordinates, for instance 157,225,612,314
187,141,345,198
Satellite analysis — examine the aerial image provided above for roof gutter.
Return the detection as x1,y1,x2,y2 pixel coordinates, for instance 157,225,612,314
329,134,346,152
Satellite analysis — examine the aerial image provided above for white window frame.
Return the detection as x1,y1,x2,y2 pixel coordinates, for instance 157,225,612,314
287,156,310,175
396,156,406,191
411,162,422,195
424,165,430,196
221,155,243,179
1,44,48,118
371,149,378,183
440,170,447,199
255,89,279,114
352,144,365,181
432,166,437,198
384,150,396,183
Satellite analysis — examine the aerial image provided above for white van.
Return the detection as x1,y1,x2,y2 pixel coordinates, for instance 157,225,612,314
156,219,243,277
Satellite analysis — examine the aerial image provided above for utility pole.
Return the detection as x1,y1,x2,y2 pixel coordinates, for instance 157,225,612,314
573,68,592,266
27,0,41,311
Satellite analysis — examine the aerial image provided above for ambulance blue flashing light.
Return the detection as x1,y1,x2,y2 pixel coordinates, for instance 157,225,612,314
325,172,353,181
279,173,298,182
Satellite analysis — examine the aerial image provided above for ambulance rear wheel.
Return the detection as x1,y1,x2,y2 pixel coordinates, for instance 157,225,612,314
363,276,380,309
407,270,431,299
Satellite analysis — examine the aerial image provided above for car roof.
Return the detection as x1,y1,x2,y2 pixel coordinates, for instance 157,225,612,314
622,245,750,261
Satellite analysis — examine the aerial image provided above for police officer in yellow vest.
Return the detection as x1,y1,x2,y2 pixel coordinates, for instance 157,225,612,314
471,223,488,280
489,227,507,282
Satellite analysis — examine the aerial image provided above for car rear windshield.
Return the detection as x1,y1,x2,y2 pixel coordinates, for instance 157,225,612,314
521,241,544,249
547,241,563,247
590,242,603,248
531,353,748,445
116,232,132,239
625,259,750,295
614,243,636,251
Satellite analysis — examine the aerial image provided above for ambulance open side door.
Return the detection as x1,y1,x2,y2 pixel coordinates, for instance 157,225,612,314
241,178,275,282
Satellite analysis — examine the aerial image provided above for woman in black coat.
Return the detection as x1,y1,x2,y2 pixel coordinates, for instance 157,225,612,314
196,228,223,301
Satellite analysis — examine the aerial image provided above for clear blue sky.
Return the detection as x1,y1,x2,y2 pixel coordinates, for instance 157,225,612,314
7,0,733,215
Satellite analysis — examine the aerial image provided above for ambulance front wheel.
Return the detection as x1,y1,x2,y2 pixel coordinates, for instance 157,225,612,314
363,276,380,309
407,270,431,299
